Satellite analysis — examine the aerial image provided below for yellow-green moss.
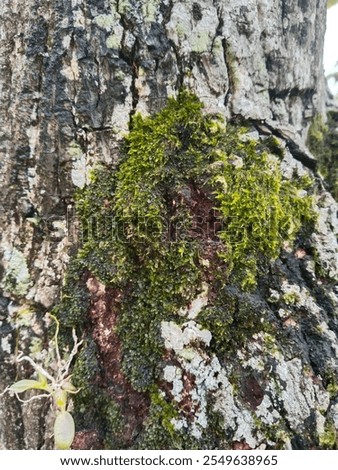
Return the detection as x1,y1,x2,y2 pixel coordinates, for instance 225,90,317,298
64,91,316,384
307,112,338,200
212,140,316,288
324,370,338,398
282,291,301,305
319,420,337,449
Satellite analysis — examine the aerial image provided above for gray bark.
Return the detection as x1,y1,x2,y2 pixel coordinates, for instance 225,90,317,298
1,0,337,449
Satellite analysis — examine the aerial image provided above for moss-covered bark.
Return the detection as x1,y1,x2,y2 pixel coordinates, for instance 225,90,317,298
54,93,336,449
1,0,337,450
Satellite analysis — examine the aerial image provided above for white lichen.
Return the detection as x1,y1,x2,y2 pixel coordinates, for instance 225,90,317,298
161,320,212,352
2,248,32,296
161,319,259,446
276,358,330,431
1,336,12,354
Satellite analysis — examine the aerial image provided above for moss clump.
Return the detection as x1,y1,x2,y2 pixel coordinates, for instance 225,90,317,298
282,291,300,306
253,416,292,450
74,91,315,389
211,136,316,288
76,91,315,292
54,258,89,329
136,388,184,449
137,388,223,450
71,341,124,448
201,397,228,449
57,91,317,446
307,112,338,200
323,369,338,398
319,420,337,449
117,245,200,390
71,341,100,399
137,386,231,450
199,289,271,357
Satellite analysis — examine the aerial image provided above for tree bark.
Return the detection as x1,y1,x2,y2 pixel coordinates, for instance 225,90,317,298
0,0,337,450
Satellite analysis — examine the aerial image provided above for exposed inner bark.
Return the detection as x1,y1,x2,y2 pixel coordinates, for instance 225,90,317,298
85,277,149,446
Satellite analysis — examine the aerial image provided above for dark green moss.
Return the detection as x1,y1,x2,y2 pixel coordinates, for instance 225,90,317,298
136,388,185,449
117,244,200,390
54,258,89,329
144,393,232,450
202,396,229,449
71,341,124,448
199,288,272,356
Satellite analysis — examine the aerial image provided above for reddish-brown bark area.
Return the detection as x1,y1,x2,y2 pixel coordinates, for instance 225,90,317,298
84,277,150,446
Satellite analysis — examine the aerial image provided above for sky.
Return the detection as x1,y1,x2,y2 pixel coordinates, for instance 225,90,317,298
324,4,338,94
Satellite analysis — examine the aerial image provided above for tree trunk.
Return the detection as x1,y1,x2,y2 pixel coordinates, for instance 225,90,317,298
0,0,337,450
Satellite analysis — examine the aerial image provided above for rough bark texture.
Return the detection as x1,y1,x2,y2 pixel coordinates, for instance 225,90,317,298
0,0,337,450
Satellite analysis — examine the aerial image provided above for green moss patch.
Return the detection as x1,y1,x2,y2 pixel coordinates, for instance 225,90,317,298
57,91,317,447
307,112,338,200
